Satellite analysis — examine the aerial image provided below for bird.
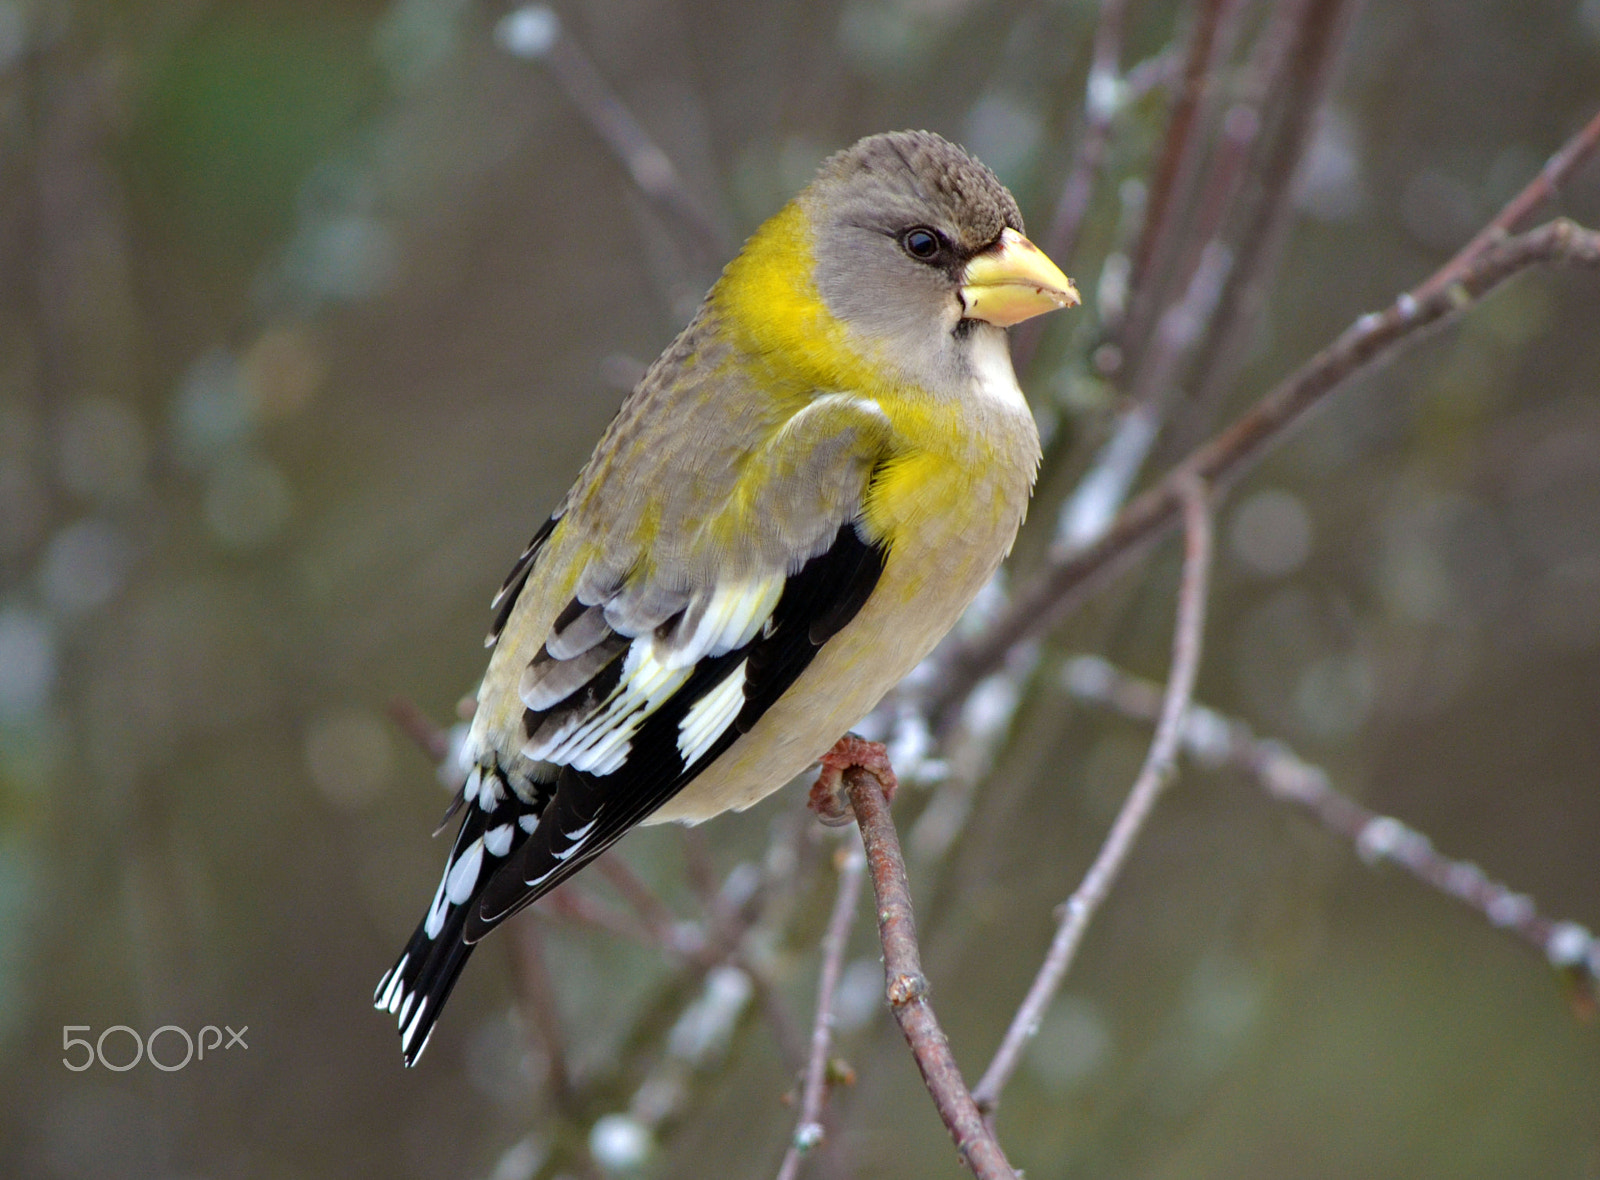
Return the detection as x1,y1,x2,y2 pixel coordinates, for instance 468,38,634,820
375,129,1078,1064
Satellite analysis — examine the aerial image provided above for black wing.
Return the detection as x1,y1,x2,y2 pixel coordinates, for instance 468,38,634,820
377,521,886,1064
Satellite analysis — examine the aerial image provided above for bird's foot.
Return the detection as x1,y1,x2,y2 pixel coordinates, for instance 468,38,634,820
807,733,899,827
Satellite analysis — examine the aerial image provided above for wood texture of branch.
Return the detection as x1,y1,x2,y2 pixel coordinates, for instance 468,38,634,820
971,475,1215,1117
845,766,1018,1180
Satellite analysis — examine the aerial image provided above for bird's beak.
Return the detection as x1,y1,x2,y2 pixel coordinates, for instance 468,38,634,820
959,228,1080,327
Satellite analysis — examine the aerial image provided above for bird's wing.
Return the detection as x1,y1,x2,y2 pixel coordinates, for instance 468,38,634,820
378,390,897,1061
464,391,898,937
468,515,886,936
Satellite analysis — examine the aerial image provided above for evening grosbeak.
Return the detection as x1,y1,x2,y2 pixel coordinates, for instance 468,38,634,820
376,130,1078,1063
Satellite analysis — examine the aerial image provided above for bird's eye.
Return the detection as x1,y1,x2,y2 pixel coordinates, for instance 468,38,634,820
901,227,943,261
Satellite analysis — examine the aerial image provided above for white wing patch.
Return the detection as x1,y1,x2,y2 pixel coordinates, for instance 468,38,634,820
525,640,690,774
484,823,515,857
520,578,783,777
664,578,784,669
678,660,748,767
423,875,450,939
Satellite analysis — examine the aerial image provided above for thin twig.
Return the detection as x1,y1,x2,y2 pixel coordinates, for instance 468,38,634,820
542,883,660,945
776,845,866,1180
496,5,728,268
927,214,1600,732
971,475,1214,1117
386,695,452,763
1182,0,1359,436
1414,105,1600,302
1060,655,1600,1011
680,825,723,909
845,766,1017,1180
1044,0,1134,269
1169,0,1311,294
1127,0,1238,299
598,855,683,945
739,951,810,1071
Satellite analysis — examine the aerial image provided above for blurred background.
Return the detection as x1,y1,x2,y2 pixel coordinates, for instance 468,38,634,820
1,0,1598,1176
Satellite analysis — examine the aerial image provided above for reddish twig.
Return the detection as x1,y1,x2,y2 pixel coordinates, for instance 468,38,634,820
680,825,723,910
928,214,1600,732
597,855,683,945
1128,0,1239,299
1044,0,1134,270
775,844,866,1180
542,883,660,945
740,952,810,1072
1183,0,1359,434
845,765,1017,1180
1060,655,1600,1011
971,475,1215,1117
1168,0,1311,294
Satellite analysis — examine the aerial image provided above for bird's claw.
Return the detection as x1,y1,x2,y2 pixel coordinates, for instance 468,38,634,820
807,733,899,826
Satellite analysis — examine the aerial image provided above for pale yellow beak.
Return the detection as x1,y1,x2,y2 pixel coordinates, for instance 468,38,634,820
959,227,1080,327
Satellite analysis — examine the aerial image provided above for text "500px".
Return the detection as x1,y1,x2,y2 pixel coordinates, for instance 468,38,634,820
63,1025,248,1072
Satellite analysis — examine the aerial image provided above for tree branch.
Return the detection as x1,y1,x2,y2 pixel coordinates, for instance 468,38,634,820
971,475,1215,1117
928,213,1600,733
846,765,1018,1180
1413,105,1600,303
496,4,729,270
776,844,865,1180
1061,655,1600,1011
1011,0,1136,375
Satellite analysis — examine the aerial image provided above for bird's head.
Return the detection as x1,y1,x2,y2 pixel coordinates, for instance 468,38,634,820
711,130,1078,400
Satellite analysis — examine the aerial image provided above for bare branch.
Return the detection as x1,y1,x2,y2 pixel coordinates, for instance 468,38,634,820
597,855,685,948
971,476,1215,1117
542,882,661,945
776,844,866,1180
1043,0,1135,269
1414,105,1600,302
846,765,1018,1180
496,5,729,269
1181,0,1357,431
928,214,1600,732
1127,0,1241,303
1062,655,1600,1010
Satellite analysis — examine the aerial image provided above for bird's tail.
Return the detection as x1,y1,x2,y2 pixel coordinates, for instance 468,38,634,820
374,765,534,1065
373,902,475,1066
